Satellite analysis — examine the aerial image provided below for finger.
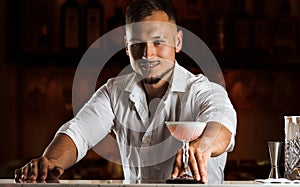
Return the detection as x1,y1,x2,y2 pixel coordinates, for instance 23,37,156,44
178,166,189,177
39,157,49,180
195,153,208,184
21,165,29,180
52,166,64,179
171,150,182,179
29,159,39,180
47,166,64,180
14,176,21,183
14,168,22,180
189,149,200,181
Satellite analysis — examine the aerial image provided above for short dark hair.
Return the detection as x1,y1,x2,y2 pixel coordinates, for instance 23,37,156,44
125,0,177,24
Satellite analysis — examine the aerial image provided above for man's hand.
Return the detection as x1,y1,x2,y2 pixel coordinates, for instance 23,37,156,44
171,143,211,184
14,156,64,182
15,134,77,182
171,122,232,184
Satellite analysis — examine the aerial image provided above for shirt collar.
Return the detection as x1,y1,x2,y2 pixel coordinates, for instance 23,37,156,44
169,61,191,92
123,72,143,93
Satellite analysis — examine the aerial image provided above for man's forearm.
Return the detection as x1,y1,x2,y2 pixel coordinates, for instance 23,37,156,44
42,133,78,169
197,121,232,157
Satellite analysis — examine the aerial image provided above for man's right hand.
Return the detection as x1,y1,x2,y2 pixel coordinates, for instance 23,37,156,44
14,156,64,182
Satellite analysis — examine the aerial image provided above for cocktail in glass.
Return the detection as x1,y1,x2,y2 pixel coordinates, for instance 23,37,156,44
165,121,207,183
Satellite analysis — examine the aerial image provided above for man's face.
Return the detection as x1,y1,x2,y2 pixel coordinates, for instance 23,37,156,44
125,11,182,84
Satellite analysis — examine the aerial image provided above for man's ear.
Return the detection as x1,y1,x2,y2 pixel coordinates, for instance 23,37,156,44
175,30,183,53
124,36,129,56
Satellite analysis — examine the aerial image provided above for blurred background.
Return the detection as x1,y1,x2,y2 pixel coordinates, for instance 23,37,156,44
1,0,300,181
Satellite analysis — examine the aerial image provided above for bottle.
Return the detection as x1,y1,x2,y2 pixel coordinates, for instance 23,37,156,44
37,24,50,53
273,0,297,54
227,0,251,54
83,0,104,49
207,0,226,54
182,0,205,39
107,6,125,48
107,6,125,31
251,0,272,55
60,0,81,52
106,6,127,70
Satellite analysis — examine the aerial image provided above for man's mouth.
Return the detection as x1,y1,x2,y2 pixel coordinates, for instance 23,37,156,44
140,60,160,69
148,61,160,68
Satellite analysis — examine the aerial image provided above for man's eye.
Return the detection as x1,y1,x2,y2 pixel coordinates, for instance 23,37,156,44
130,44,137,48
130,43,145,49
154,40,164,45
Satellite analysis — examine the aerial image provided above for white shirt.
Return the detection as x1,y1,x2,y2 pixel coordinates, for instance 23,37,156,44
57,62,237,184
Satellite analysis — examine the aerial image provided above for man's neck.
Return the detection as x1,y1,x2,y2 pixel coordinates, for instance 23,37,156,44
143,66,174,104
143,80,170,103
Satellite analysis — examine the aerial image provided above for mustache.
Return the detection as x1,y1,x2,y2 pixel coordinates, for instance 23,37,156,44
135,58,160,68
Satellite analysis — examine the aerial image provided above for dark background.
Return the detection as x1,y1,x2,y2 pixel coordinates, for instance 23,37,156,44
1,0,300,180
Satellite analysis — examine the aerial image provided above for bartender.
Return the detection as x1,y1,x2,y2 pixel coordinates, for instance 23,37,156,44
15,0,237,184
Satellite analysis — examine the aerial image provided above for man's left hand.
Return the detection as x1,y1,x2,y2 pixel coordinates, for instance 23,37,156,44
171,122,232,184
171,140,211,184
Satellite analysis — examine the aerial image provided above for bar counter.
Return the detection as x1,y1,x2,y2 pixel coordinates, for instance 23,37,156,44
1,179,300,187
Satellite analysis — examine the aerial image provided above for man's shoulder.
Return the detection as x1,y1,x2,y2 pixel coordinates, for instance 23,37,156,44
181,71,226,94
105,72,136,89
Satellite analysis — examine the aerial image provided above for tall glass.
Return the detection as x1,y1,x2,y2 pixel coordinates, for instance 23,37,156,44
284,116,300,180
165,121,207,183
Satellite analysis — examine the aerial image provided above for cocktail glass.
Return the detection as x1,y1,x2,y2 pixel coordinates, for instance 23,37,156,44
165,121,207,183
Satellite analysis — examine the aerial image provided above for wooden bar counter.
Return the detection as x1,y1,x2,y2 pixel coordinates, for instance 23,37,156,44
0,179,300,187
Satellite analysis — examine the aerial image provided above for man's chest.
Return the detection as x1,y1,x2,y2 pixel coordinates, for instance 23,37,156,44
112,92,196,134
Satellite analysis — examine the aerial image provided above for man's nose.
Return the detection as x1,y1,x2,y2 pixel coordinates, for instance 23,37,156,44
143,42,156,58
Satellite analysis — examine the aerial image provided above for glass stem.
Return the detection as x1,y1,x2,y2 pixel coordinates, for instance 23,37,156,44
183,140,189,175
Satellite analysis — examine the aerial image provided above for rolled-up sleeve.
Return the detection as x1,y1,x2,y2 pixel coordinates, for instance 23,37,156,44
57,83,115,162
195,80,237,152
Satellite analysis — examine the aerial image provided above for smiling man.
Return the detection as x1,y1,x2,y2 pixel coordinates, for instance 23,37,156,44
15,0,236,184
125,15,182,102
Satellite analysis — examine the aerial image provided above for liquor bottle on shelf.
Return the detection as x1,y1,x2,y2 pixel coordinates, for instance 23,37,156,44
227,0,251,54
60,0,81,53
106,6,127,68
37,24,51,53
273,0,297,55
107,6,125,47
107,6,125,31
29,24,51,54
181,0,205,39
207,0,226,54
251,0,272,55
83,0,104,49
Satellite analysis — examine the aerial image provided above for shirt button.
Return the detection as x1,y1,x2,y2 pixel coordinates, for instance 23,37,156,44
142,135,151,144
130,94,135,99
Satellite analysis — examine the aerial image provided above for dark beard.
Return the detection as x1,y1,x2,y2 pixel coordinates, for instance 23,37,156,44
142,77,161,84
142,65,174,85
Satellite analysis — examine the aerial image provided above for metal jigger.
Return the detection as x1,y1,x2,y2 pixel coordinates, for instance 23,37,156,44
267,141,282,179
